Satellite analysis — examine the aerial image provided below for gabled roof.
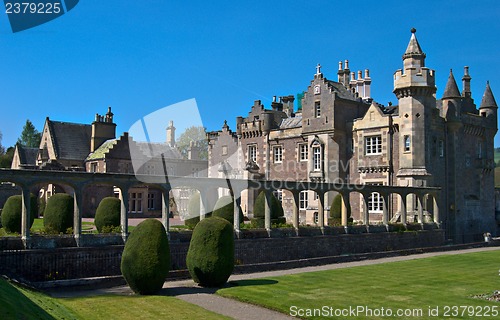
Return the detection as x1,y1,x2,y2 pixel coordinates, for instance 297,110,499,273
85,139,117,161
48,120,92,161
480,82,498,109
442,70,461,99
279,116,302,129
16,145,38,166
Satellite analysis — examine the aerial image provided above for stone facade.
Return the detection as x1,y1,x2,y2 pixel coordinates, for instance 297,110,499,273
207,29,498,241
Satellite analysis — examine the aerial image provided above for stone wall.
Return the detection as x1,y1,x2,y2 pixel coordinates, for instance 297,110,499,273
0,229,445,282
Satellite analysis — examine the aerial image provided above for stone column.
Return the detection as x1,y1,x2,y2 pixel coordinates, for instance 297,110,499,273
119,186,129,241
317,191,325,233
264,189,272,234
21,186,31,248
433,195,440,226
233,188,242,236
400,193,407,225
291,190,300,236
341,192,349,227
382,193,389,226
73,187,83,247
417,194,424,225
161,189,170,238
361,193,370,226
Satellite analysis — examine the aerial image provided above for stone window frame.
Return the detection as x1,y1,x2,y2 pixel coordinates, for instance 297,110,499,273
314,101,321,118
298,143,308,162
90,162,98,173
147,192,155,210
222,145,228,156
273,145,283,163
403,135,411,153
129,192,143,213
299,190,308,210
366,182,384,214
313,211,319,224
247,144,257,163
312,145,321,171
365,135,382,155
273,189,283,204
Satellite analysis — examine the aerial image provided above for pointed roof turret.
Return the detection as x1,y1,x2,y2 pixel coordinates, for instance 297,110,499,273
402,28,426,70
480,81,498,109
442,69,461,99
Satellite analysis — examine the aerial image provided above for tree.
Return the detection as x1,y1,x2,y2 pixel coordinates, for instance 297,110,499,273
0,146,15,168
0,131,5,155
175,126,208,160
17,120,41,148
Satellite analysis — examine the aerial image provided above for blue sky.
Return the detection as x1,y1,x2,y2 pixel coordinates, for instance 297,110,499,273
0,0,499,147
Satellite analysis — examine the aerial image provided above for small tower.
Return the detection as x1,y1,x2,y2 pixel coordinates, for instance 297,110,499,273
166,120,176,147
441,70,462,120
479,82,498,129
91,107,116,152
393,28,436,183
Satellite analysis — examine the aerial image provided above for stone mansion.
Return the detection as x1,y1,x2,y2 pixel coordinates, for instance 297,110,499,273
207,29,498,241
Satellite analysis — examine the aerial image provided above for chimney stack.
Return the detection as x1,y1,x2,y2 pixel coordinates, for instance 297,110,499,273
166,120,176,147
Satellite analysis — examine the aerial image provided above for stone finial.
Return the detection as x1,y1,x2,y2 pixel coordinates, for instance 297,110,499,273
411,27,417,34
316,63,322,75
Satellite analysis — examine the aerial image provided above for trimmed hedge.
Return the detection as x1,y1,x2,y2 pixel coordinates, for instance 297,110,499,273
185,192,212,229
212,196,244,224
121,219,170,295
329,194,352,226
43,193,74,233
252,191,285,227
186,217,234,287
1,194,37,233
95,197,121,233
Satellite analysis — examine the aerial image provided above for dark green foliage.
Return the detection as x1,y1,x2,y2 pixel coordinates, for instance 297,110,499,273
43,193,74,233
185,192,212,229
212,196,244,224
252,191,285,226
17,119,42,148
121,219,170,295
38,197,46,217
1,194,37,233
186,217,234,287
94,197,121,233
329,194,342,226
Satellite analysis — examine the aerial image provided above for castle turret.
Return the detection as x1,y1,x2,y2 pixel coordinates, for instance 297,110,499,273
479,82,498,129
393,29,436,182
441,70,462,120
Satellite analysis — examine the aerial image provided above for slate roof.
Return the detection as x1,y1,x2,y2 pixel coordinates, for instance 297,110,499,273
442,70,461,99
16,145,38,166
403,28,425,58
326,80,358,100
279,116,302,129
135,141,183,160
48,120,92,161
480,82,498,109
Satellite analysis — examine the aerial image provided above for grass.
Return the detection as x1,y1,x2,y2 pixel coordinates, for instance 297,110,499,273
217,250,500,319
0,278,229,320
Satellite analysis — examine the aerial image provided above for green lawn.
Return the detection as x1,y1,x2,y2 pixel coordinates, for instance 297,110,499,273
0,278,228,320
217,251,500,319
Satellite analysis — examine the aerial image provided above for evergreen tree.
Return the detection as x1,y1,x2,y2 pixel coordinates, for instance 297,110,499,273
175,126,208,160
0,131,5,155
17,120,41,148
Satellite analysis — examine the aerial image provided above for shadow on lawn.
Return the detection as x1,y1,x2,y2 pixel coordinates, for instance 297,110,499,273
162,279,278,297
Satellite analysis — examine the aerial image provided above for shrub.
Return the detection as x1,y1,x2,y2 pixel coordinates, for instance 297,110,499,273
329,194,351,226
94,197,121,233
252,191,285,226
1,194,37,233
186,217,234,287
43,193,74,234
212,196,244,225
121,219,170,295
184,192,212,229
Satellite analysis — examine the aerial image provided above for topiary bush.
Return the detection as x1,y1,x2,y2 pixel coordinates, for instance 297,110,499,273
43,193,74,234
329,194,342,226
252,191,285,227
94,197,121,233
212,196,244,225
184,192,211,229
1,194,37,233
121,219,170,295
186,217,234,287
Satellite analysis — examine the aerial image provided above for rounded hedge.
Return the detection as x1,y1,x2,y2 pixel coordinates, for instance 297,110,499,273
212,196,244,225
186,217,234,287
43,193,74,233
95,197,121,233
252,191,285,226
121,219,170,295
1,194,37,233
185,192,212,229
329,194,351,226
